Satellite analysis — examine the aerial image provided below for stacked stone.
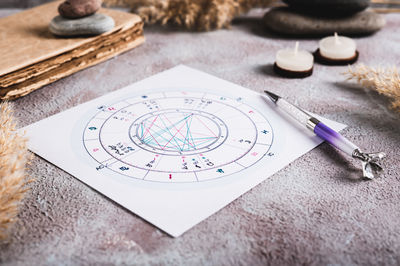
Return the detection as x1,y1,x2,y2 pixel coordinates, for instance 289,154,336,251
49,0,115,36
263,0,386,36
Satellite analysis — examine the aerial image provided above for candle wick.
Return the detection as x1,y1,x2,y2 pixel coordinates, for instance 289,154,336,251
334,32,341,45
294,41,299,55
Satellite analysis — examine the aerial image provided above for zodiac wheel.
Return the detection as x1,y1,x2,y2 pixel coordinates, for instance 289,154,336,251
130,109,227,156
83,91,274,183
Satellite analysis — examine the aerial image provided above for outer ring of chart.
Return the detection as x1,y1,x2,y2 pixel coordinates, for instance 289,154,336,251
82,93,274,182
95,96,258,172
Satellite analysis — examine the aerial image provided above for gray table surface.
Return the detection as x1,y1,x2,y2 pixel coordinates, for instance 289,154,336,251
1,7,400,266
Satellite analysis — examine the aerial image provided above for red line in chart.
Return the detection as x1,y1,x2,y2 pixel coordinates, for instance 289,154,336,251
142,115,159,139
161,115,192,150
193,115,218,137
161,113,196,149
146,126,164,149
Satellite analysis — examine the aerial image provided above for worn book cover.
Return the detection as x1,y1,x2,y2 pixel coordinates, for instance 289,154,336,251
0,1,144,100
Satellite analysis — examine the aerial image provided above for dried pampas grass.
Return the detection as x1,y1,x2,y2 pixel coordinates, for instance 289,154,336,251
0,102,31,240
104,0,275,31
345,64,400,112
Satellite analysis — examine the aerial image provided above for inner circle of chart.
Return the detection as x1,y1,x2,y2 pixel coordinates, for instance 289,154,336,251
129,109,227,156
82,92,274,183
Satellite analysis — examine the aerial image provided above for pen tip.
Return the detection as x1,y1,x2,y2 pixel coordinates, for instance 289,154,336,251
264,90,280,103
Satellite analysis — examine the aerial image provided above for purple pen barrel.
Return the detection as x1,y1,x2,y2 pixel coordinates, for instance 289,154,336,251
313,121,359,156
266,94,360,158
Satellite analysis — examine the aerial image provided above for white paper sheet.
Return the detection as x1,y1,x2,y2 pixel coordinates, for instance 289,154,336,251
23,65,345,237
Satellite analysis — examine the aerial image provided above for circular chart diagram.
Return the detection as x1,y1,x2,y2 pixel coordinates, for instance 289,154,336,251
83,91,274,183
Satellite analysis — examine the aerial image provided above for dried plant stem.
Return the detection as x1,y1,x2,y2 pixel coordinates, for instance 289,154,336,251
0,102,31,240
104,0,276,31
345,64,400,112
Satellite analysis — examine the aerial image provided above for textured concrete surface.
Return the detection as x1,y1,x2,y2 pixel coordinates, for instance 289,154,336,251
1,7,400,266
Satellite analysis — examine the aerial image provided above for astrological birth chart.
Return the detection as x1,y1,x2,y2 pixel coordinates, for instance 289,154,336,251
83,91,274,183
24,66,345,237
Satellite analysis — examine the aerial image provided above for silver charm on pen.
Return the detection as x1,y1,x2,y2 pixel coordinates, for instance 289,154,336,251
264,90,386,179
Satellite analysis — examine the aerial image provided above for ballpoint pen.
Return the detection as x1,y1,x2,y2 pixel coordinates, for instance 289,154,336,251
263,90,386,179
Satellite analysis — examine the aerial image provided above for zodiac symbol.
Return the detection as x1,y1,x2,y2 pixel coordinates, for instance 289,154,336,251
96,165,105,171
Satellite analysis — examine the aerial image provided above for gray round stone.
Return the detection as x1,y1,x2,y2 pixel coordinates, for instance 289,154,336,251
283,0,370,17
263,7,385,36
49,13,115,37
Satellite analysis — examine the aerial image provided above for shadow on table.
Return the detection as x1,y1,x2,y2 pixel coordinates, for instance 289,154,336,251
254,63,279,77
254,63,316,80
332,81,400,174
318,143,365,182
333,81,399,121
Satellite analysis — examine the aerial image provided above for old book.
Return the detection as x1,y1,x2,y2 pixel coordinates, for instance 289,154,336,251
0,1,144,100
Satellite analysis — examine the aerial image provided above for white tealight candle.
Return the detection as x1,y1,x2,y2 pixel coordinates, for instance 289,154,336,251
319,32,356,60
275,42,313,72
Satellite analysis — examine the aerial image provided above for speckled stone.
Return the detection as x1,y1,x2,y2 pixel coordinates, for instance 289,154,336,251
58,0,102,19
264,8,385,36
283,0,370,17
49,13,114,36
